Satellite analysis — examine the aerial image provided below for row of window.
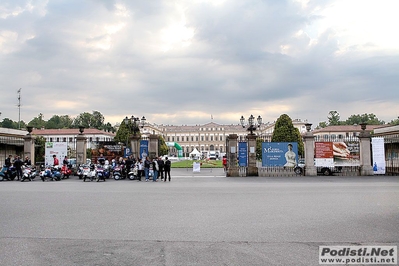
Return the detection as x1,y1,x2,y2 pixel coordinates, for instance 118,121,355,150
45,137,114,143
167,135,224,142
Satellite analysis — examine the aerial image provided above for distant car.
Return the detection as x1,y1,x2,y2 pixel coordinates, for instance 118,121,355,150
294,159,305,175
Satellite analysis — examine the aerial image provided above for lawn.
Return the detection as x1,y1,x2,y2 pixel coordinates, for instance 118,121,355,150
171,159,223,168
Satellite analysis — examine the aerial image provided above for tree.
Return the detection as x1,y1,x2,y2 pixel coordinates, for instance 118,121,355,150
316,121,328,129
158,136,169,156
72,111,104,129
271,114,304,157
256,138,263,160
345,113,384,125
1,118,22,129
114,119,133,145
328,110,341,126
34,136,46,163
28,113,46,129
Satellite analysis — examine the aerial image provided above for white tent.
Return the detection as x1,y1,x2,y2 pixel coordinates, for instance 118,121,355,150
189,148,201,158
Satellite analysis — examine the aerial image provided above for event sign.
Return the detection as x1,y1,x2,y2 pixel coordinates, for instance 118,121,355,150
372,137,386,174
315,141,360,167
262,142,298,167
45,142,68,166
238,142,247,167
140,140,149,159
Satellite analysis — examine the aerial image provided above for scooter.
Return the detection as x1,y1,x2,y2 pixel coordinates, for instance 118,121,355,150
0,165,16,181
52,166,62,181
83,164,95,182
61,164,72,179
40,165,53,181
128,165,138,180
96,164,106,182
113,165,123,180
21,165,35,182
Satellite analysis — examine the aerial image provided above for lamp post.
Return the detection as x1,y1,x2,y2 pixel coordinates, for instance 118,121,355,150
124,115,146,136
124,115,146,158
240,114,262,135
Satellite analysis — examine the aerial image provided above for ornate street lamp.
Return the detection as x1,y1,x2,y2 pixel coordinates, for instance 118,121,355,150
240,114,262,135
124,115,146,136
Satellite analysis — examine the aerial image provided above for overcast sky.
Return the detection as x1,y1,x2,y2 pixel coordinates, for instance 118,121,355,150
1,0,398,127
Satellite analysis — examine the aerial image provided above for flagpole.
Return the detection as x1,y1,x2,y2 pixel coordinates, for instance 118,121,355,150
17,88,21,129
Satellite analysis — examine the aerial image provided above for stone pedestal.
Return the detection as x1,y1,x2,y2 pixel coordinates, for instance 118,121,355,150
130,135,141,159
226,134,239,177
303,133,317,176
23,133,36,165
359,131,373,176
149,134,159,159
246,134,258,176
76,134,87,166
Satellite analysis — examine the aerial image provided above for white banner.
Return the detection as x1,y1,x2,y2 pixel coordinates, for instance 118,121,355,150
193,162,201,172
372,137,386,175
45,142,68,166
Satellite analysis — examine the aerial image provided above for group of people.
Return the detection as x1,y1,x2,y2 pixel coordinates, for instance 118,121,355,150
97,154,172,182
4,154,32,180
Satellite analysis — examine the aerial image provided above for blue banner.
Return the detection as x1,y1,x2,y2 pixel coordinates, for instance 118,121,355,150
140,140,149,159
124,147,131,157
238,142,247,166
262,142,298,167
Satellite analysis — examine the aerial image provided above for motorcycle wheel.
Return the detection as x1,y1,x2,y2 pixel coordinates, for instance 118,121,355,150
114,174,121,180
128,174,135,180
0,175,3,181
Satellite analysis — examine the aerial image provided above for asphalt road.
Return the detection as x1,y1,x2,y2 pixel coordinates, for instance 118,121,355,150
1,169,398,266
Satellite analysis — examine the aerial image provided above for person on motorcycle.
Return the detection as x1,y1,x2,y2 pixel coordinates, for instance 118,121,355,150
98,153,105,166
5,155,12,168
53,155,59,166
24,156,31,166
63,156,69,166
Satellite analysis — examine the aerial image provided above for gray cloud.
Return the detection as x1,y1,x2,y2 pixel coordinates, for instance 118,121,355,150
0,0,398,127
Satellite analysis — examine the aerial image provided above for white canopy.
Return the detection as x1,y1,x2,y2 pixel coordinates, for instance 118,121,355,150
189,148,201,156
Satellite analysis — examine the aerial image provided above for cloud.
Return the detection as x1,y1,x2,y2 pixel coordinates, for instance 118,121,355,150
0,0,398,127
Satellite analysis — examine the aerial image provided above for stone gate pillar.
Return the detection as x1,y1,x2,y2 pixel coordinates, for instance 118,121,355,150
76,127,87,166
246,134,258,176
359,123,373,176
226,134,239,177
303,123,317,176
130,135,140,159
24,126,36,165
149,134,158,159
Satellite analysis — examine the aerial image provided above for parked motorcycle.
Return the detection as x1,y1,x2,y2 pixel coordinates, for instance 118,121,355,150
96,164,106,182
83,164,96,182
127,165,138,180
61,164,72,179
113,165,123,180
0,165,17,181
40,165,61,181
21,165,36,182
52,166,62,181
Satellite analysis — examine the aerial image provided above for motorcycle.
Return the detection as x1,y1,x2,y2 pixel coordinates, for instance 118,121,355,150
83,164,96,182
21,165,36,182
127,165,138,180
0,165,17,181
52,166,62,181
96,164,106,182
113,165,123,180
61,164,72,179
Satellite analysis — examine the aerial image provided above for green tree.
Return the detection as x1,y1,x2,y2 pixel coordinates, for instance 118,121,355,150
158,135,169,156
34,135,46,163
72,111,104,129
328,110,341,126
345,113,384,125
271,114,304,157
28,113,46,129
114,119,133,145
316,121,328,129
256,138,263,160
1,118,23,129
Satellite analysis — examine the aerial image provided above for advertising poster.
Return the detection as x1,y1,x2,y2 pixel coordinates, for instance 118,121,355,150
262,142,298,167
372,137,386,174
140,140,149,159
238,142,247,167
315,141,360,167
45,142,68,166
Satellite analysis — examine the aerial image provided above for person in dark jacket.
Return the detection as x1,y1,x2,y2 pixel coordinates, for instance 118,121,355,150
5,155,12,168
14,156,23,180
164,157,171,182
157,157,164,180
24,156,32,166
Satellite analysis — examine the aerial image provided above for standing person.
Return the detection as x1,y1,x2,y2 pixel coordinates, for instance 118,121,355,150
53,155,59,166
63,156,69,166
152,158,159,182
164,157,171,182
98,153,105,166
222,155,227,172
137,158,144,181
157,156,164,180
5,155,12,168
24,156,32,166
14,156,23,181
144,156,151,182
